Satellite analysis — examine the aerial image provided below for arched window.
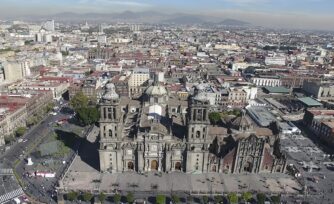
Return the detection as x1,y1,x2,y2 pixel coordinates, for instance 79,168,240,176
196,131,200,138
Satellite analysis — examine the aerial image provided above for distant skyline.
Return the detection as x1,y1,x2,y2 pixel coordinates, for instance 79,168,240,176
0,0,334,30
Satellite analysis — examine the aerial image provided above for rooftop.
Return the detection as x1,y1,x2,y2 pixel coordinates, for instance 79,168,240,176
263,86,290,94
298,97,322,107
247,107,277,127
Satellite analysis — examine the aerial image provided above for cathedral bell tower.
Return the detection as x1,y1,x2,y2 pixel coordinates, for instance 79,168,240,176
99,83,121,140
99,83,122,172
186,87,211,173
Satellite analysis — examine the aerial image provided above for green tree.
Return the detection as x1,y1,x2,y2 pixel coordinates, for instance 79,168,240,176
232,109,241,117
156,194,166,204
257,193,266,204
27,116,39,127
186,196,193,204
98,192,106,203
126,192,134,203
171,194,180,204
214,195,223,203
61,50,69,56
15,127,27,137
45,102,55,112
113,193,121,204
76,107,100,125
82,192,93,202
209,112,221,125
202,195,209,204
67,191,78,201
4,136,15,145
70,91,88,111
271,195,280,204
242,192,253,203
227,193,238,204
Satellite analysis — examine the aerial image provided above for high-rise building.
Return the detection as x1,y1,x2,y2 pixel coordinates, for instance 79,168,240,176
43,20,55,32
2,60,31,82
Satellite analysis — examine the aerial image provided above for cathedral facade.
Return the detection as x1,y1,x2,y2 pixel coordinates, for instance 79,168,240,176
98,80,287,174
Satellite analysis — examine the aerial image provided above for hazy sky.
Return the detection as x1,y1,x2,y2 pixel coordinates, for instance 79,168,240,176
0,0,333,30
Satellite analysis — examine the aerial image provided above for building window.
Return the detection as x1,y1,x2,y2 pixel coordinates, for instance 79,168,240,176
196,131,200,138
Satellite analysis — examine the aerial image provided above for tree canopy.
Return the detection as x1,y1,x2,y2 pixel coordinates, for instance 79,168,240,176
209,112,221,125
82,192,93,202
113,194,121,204
214,195,223,203
126,192,134,203
156,195,166,204
202,195,209,204
257,193,266,204
271,195,281,204
171,194,180,204
15,127,27,137
70,91,88,111
67,191,78,201
76,107,100,125
242,192,253,202
228,192,238,204
98,192,106,203
70,92,99,125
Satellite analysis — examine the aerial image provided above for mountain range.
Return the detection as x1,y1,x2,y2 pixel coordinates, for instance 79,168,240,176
13,11,250,26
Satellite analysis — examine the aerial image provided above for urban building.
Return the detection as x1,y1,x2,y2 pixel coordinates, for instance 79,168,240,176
251,76,281,87
42,20,55,32
302,81,334,100
128,68,150,97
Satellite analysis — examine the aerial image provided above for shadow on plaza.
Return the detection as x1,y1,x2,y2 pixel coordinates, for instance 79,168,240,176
54,129,100,171
294,120,334,154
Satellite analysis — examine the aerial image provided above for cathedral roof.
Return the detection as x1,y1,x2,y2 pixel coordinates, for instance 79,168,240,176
231,113,252,130
208,126,228,136
145,84,168,96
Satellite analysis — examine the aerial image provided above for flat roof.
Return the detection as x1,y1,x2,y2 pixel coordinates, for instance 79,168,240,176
247,107,277,127
298,97,322,107
263,86,290,94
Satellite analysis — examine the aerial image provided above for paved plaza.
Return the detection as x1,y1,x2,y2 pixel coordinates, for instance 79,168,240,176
58,126,302,196
61,154,301,195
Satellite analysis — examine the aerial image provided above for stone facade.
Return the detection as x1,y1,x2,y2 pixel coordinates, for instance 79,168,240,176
98,78,287,174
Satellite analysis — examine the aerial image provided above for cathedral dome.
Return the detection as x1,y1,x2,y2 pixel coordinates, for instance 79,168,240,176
145,84,167,96
231,111,253,131
102,83,119,100
194,92,208,102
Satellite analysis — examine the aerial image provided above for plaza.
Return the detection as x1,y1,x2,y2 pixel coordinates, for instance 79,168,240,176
60,131,302,196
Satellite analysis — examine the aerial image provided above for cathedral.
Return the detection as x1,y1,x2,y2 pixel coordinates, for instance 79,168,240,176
98,78,287,174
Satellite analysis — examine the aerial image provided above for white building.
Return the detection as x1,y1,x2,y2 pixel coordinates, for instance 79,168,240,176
43,20,55,32
97,35,107,44
2,60,31,82
128,68,150,96
231,62,261,71
251,77,281,87
265,56,286,66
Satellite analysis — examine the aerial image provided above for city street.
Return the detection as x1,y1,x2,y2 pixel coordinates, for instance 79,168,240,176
0,102,91,203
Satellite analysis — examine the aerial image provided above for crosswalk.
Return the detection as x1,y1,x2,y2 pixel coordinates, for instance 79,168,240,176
0,169,13,176
0,188,24,203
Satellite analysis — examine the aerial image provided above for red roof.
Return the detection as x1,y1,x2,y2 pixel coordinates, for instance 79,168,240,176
40,76,73,83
